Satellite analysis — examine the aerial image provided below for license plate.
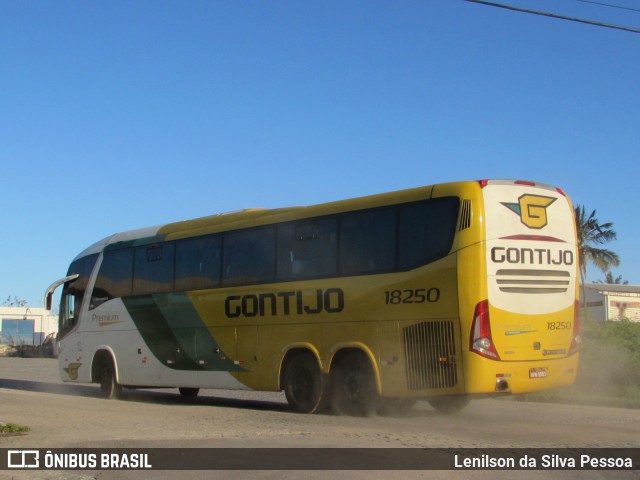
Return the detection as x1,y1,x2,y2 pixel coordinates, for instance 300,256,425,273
529,368,548,379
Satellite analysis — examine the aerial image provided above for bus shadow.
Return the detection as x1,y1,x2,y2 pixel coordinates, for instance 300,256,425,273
0,377,440,418
0,378,97,397
121,388,291,412
0,377,290,413
119,389,437,418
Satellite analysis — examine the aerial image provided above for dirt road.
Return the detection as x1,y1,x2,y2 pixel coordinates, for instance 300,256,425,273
1,358,639,479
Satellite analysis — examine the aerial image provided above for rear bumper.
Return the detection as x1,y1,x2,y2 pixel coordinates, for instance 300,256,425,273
463,352,579,394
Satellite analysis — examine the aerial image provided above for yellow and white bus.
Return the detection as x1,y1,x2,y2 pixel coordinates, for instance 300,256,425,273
45,179,580,415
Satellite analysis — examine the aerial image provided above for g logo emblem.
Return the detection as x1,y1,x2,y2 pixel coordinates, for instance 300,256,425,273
502,195,556,229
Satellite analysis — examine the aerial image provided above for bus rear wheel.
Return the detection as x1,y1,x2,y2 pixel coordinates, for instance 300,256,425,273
283,353,327,414
331,351,377,417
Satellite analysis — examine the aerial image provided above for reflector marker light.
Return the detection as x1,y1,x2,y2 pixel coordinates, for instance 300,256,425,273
570,300,581,355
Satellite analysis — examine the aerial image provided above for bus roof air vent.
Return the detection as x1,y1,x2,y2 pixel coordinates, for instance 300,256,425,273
458,200,472,231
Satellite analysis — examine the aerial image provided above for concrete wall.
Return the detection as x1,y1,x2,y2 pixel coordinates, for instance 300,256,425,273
583,285,640,322
0,307,58,345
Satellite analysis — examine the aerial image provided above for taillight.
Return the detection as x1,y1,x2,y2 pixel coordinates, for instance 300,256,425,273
570,300,581,355
470,300,500,360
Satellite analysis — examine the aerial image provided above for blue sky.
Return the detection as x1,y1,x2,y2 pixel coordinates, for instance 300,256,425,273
1,0,639,307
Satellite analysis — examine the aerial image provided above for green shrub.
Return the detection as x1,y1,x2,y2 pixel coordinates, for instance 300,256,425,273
520,320,640,408
0,423,30,435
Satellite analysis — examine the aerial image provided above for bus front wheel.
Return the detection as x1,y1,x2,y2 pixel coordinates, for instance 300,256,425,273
283,353,327,414
331,351,377,417
98,361,121,400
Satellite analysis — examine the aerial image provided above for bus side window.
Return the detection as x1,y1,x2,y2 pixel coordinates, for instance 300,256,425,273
175,235,221,291
60,292,76,334
223,227,276,286
339,209,396,275
65,293,76,319
277,218,337,281
398,197,460,270
91,248,133,309
59,253,99,334
133,243,175,294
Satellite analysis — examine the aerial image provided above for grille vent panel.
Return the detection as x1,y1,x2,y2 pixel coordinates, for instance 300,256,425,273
496,269,571,294
403,320,457,390
458,199,472,231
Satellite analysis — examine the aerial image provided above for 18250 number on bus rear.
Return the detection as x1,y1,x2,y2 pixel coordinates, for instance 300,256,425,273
547,321,572,330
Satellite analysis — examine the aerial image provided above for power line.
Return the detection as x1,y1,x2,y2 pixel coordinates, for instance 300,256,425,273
465,0,640,34
577,0,640,14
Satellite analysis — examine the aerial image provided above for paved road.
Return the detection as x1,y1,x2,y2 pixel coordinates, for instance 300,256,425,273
1,357,639,480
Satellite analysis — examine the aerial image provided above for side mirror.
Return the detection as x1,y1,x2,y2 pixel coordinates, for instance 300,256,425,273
43,274,79,311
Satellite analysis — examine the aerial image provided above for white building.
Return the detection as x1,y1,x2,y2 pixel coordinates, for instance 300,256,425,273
0,307,58,345
582,283,640,322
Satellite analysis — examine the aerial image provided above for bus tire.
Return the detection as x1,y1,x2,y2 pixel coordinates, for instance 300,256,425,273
98,360,121,400
179,388,200,400
428,395,470,414
283,352,327,414
331,351,377,417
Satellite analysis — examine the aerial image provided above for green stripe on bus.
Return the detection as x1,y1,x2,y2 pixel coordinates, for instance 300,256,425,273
122,293,239,372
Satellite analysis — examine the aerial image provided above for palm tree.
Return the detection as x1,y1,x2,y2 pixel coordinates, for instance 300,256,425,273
596,271,628,285
574,205,620,305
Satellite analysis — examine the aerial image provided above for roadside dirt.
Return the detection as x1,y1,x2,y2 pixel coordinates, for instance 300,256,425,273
1,358,639,480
